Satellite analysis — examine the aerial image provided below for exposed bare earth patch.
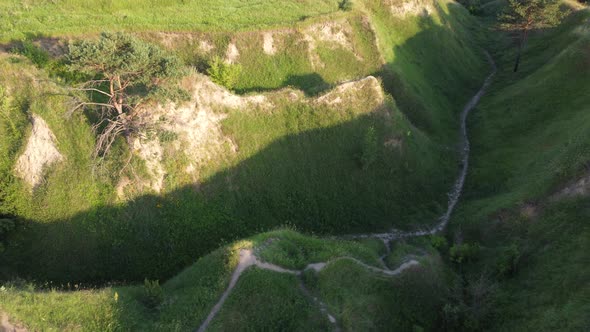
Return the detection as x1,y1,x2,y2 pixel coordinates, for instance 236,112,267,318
126,74,387,196
262,33,277,55
151,32,216,55
1,312,27,332
225,43,240,64
315,76,384,109
35,37,66,57
519,203,539,219
15,114,63,189
386,0,434,17
551,171,590,201
130,138,165,193
199,40,215,53
0,37,67,57
303,20,361,68
156,32,195,49
126,74,269,195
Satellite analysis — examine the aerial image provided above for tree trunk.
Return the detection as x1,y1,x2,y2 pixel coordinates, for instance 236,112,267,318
513,49,522,73
109,78,123,115
514,28,530,73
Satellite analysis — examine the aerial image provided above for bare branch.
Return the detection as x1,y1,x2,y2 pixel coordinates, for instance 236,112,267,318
93,119,128,159
69,87,113,98
80,79,110,87
67,102,115,117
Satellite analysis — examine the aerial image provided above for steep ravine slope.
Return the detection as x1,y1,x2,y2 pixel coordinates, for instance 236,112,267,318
0,4,581,331
451,8,590,331
197,54,495,332
0,0,506,330
0,0,487,284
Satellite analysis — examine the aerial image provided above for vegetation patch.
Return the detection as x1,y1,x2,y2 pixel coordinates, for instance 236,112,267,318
0,0,343,42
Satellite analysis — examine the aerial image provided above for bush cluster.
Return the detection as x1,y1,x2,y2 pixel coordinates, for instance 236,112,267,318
449,243,480,264
141,279,163,309
339,0,354,11
12,40,49,67
207,56,242,90
457,0,482,15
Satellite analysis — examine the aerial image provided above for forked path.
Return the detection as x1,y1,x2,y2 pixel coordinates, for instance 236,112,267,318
197,54,496,332
196,249,420,332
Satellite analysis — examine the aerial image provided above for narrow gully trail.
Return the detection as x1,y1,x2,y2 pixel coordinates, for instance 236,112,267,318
196,54,497,332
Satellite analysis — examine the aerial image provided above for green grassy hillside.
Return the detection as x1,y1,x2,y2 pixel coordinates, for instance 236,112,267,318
0,229,451,331
451,8,590,331
364,0,488,138
0,0,487,284
6,0,588,331
0,0,342,42
464,10,590,215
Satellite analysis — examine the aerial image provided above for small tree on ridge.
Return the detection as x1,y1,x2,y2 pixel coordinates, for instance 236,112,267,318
500,0,566,72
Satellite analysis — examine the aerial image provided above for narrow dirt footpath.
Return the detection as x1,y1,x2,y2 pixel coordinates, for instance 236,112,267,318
196,54,497,332
348,52,497,243
196,249,420,332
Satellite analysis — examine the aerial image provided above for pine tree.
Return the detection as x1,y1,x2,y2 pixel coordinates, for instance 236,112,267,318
500,0,566,72
67,32,184,157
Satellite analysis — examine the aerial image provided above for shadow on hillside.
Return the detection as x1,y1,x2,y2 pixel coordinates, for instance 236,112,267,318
1,112,453,285
0,32,66,58
1,2,486,287
235,72,331,96
373,1,488,140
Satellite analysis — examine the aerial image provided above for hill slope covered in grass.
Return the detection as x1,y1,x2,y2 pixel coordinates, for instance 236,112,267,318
451,7,590,331
0,0,487,284
4,0,589,331
0,229,451,331
0,0,342,42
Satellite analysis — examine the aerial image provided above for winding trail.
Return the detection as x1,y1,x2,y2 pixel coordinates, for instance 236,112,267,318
347,52,497,244
196,54,496,332
196,249,420,332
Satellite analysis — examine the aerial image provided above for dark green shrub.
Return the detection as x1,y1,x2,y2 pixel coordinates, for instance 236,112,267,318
430,235,448,251
495,243,520,277
148,84,191,104
141,279,163,309
46,59,90,84
339,0,354,11
13,40,50,67
158,130,179,143
456,0,482,15
449,243,480,264
207,56,242,90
